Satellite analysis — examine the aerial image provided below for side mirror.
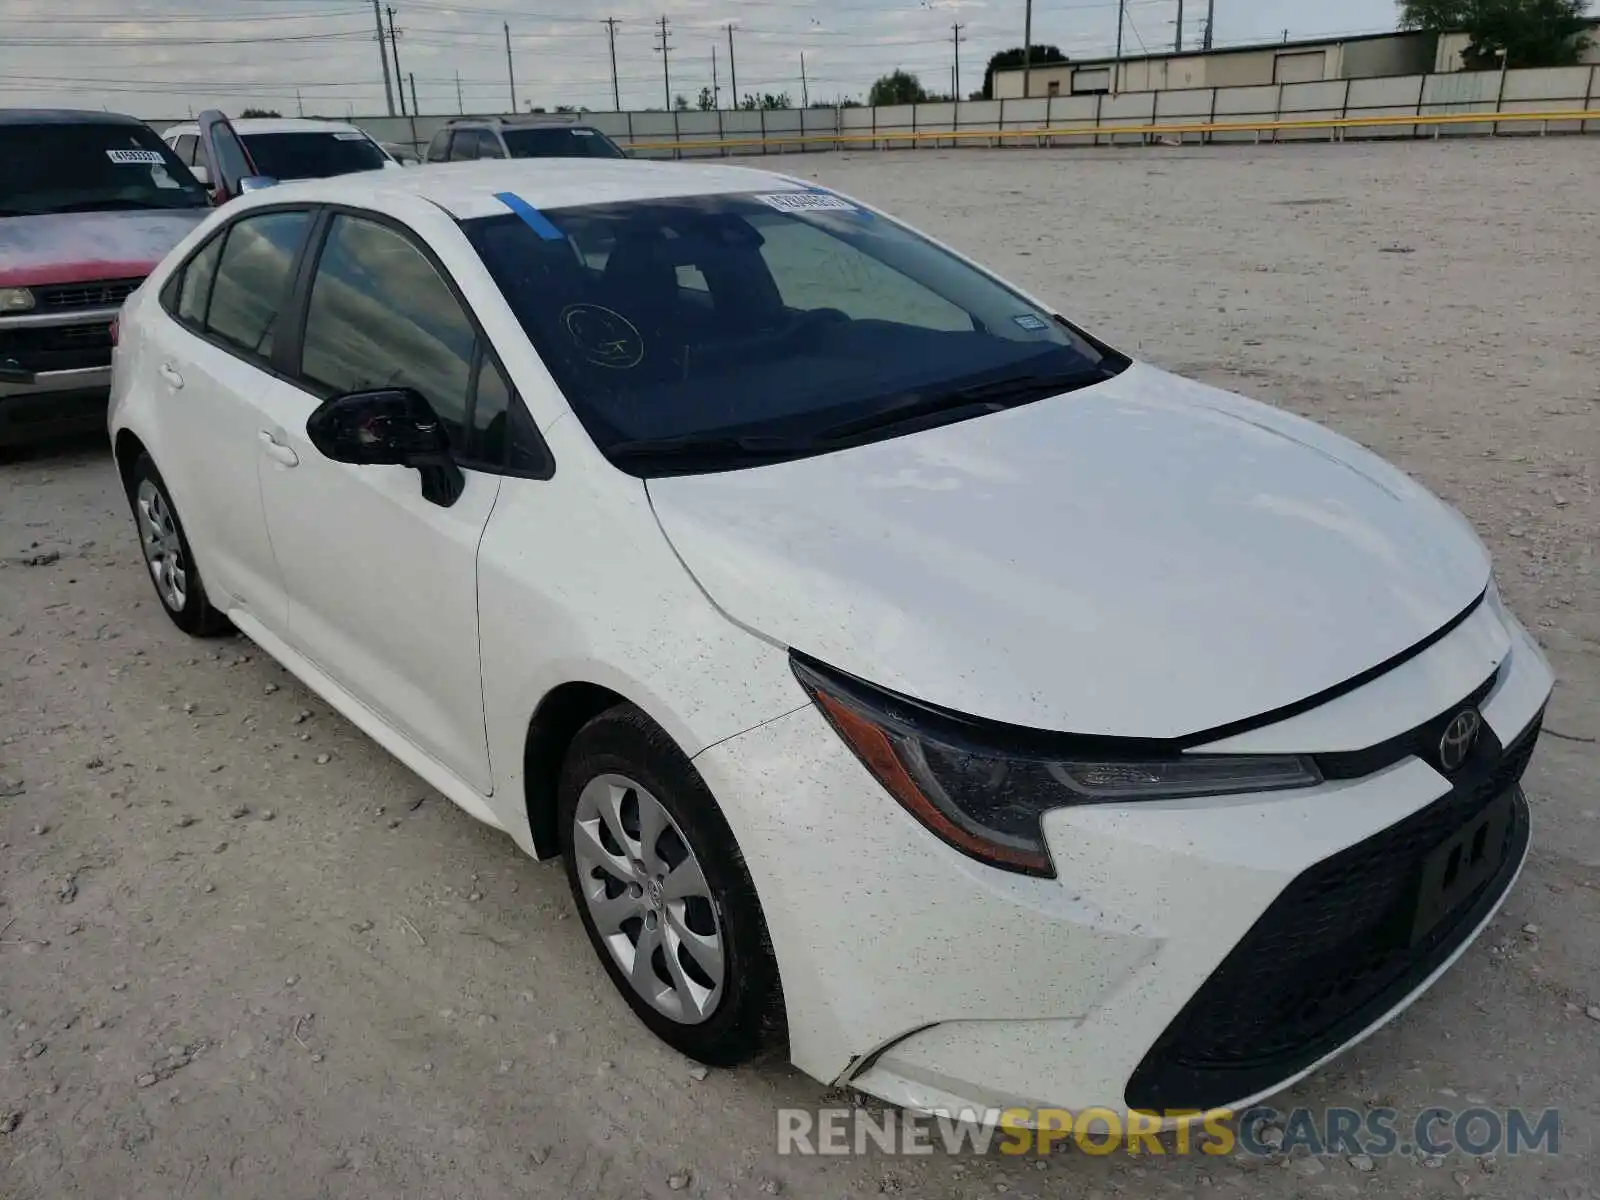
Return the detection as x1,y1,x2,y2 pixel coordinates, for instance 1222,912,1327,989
305,388,465,506
238,175,278,194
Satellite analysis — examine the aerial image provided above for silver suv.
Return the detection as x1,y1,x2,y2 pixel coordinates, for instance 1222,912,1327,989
424,115,627,164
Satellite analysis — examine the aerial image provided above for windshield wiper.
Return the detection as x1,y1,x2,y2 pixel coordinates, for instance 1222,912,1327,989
814,367,1110,441
606,433,816,463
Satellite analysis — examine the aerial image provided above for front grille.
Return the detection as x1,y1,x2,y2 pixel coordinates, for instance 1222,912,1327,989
33,278,142,312
1126,717,1541,1113
0,323,114,374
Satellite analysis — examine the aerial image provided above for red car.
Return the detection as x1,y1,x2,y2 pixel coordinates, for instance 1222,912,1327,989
1,110,210,450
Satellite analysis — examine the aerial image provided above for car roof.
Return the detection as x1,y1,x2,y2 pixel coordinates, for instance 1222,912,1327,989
0,108,149,128
247,158,811,220
448,114,592,128
164,118,370,137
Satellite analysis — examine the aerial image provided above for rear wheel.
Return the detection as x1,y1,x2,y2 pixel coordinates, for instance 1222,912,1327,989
129,453,231,637
558,703,782,1065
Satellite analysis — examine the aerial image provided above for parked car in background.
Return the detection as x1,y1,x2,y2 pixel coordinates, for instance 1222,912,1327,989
424,114,627,163
108,157,1551,1118
163,117,396,198
0,109,208,449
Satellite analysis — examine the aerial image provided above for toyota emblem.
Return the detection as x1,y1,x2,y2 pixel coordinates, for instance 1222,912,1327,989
1437,708,1483,773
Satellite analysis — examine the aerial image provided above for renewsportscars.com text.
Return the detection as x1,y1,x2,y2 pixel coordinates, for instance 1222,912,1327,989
776,1105,1561,1158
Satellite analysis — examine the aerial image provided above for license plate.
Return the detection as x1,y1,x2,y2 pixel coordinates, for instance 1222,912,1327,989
1410,789,1514,945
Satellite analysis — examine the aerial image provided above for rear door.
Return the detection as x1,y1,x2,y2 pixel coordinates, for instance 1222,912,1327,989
253,208,504,792
144,206,316,629
197,109,258,203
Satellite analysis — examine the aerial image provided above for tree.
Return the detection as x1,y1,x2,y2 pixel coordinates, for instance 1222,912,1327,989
868,69,930,106
697,86,715,111
978,45,1068,99
1399,0,1592,68
673,93,691,111
239,107,282,118
738,91,790,109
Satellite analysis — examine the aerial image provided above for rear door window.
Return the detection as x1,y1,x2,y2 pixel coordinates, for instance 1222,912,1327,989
173,135,199,166
426,129,452,162
175,232,226,328
475,130,506,159
448,131,479,162
204,210,313,364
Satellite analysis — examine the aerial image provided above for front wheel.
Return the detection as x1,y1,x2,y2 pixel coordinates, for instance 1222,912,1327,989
129,453,232,637
558,704,782,1066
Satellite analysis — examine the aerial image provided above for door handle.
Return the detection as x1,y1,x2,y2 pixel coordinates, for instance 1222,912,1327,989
258,430,300,467
158,362,184,389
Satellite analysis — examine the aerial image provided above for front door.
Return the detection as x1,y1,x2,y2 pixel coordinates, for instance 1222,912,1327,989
255,211,500,793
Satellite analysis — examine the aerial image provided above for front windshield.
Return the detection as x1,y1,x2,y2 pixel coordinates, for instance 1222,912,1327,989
242,131,389,179
503,127,625,159
463,191,1118,473
0,122,207,216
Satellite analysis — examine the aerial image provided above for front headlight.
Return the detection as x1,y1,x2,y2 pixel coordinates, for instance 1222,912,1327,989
0,287,35,313
793,656,1320,878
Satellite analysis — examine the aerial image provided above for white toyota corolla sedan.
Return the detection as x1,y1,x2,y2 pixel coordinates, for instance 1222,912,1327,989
108,154,1553,1120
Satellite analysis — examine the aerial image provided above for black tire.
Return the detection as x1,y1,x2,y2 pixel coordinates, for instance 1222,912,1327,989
558,703,783,1066
128,453,233,638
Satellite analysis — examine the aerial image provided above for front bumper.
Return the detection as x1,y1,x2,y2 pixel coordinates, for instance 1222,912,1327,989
693,598,1553,1117
0,306,118,445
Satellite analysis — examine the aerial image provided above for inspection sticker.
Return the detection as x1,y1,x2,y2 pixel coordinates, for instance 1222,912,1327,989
1011,313,1049,332
107,149,166,164
754,191,858,213
571,128,596,136
334,131,367,140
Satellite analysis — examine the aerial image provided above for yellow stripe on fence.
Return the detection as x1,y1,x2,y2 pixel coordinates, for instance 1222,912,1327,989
625,108,1600,154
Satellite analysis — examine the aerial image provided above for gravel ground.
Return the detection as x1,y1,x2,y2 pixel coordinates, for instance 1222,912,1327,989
2,138,1597,1199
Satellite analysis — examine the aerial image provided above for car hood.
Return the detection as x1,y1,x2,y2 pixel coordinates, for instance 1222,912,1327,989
0,209,208,287
647,362,1491,738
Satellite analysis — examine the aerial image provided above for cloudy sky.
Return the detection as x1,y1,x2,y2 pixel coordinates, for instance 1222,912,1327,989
1,0,1402,118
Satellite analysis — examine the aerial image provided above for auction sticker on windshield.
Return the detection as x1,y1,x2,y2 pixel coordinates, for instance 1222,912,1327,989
107,149,166,164
754,192,858,213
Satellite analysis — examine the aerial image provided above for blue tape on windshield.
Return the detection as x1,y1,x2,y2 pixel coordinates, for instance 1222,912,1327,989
494,191,565,240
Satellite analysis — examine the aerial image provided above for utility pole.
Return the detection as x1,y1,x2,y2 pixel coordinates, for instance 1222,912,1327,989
504,22,517,112
654,15,672,112
1022,0,1033,97
602,18,621,110
1114,0,1127,92
726,24,739,110
372,0,395,116
1203,0,1215,49
712,45,720,109
800,52,809,108
952,22,965,101
455,69,463,112
296,88,304,117
410,72,419,115
1174,0,1184,52
387,6,406,117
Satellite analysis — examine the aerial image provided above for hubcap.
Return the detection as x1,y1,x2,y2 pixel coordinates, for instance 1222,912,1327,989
134,479,187,612
572,774,725,1025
